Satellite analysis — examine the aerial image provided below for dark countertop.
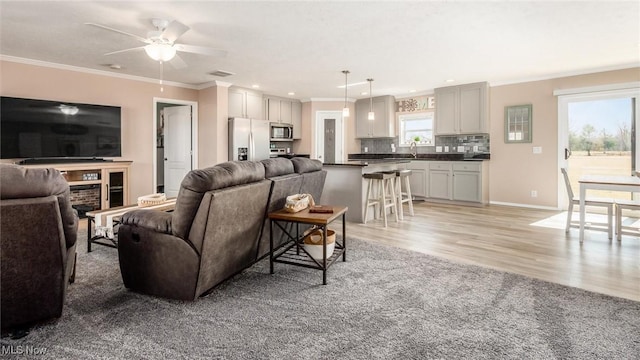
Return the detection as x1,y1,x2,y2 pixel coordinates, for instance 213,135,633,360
323,159,411,167
348,153,490,161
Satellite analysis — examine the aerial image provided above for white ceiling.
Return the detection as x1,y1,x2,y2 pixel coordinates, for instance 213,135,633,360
1,1,638,100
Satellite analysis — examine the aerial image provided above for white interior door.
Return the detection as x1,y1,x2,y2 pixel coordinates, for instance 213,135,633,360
164,105,192,197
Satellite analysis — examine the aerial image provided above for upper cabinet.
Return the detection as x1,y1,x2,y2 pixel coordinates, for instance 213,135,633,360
229,87,263,119
355,95,396,138
265,96,303,139
435,82,489,135
291,101,302,139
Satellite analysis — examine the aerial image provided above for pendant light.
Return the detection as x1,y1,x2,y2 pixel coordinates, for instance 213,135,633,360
367,78,375,121
342,70,350,118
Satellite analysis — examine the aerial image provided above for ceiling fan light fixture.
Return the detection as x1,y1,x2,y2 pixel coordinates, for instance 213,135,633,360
144,43,176,62
59,105,79,116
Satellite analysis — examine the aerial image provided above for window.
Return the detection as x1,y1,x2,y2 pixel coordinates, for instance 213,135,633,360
398,111,434,146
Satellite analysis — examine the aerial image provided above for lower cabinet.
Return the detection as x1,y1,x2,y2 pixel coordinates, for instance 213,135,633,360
428,162,453,200
407,161,429,198
103,167,128,209
452,163,481,202
423,161,488,204
402,160,488,204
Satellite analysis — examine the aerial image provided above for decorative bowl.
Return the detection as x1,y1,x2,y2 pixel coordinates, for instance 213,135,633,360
303,229,336,260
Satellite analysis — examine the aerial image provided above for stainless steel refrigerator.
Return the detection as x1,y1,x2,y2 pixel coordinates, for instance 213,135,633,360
228,118,270,161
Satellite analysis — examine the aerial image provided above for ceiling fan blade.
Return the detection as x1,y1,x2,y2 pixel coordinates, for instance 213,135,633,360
168,54,188,69
161,20,189,42
174,44,227,57
104,46,146,56
85,23,150,43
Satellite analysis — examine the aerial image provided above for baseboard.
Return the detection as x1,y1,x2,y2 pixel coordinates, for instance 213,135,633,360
489,201,560,211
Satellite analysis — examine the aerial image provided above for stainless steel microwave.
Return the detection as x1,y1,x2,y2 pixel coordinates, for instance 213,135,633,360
270,123,293,141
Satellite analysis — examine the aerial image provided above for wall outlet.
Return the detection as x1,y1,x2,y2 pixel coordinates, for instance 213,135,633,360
364,147,368,153
473,145,479,152
532,146,542,154
531,190,538,197
444,146,449,152
436,146,443,153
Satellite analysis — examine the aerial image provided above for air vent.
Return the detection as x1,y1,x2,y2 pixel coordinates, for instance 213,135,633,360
209,70,235,77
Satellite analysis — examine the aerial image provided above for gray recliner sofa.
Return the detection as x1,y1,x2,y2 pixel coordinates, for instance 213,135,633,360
117,158,326,300
0,164,78,331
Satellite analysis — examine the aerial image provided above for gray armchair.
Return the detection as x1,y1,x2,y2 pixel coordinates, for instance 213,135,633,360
0,164,78,331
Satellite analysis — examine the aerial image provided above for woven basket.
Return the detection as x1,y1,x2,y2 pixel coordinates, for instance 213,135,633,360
137,193,167,207
303,229,336,259
284,193,315,213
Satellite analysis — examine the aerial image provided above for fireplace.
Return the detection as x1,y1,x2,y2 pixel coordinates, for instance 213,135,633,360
70,184,101,218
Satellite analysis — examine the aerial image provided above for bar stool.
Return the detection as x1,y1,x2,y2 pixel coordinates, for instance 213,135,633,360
363,171,399,227
395,169,414,220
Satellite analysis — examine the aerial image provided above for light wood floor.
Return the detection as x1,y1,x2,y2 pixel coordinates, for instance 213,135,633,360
340,201,640,302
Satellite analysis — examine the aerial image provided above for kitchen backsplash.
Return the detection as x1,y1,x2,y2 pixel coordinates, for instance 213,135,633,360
360,134,490,155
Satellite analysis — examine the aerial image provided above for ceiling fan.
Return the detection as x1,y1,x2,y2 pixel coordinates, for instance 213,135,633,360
86,18,226,68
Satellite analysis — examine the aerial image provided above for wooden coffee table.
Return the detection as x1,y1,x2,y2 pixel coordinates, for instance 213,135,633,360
85,199,176,252
268,206,347,285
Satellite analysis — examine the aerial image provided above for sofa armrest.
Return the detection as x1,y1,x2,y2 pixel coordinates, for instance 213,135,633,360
121,210,172,235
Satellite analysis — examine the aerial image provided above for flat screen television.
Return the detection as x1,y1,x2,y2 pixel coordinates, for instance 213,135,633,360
1,96,122,161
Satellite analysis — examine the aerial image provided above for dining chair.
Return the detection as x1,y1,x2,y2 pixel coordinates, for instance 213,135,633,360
561,168,614,239
615,199,640,241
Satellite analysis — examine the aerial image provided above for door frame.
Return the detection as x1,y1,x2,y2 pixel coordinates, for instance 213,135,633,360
556,83,640,208
314,111,345,162
152,97,198,194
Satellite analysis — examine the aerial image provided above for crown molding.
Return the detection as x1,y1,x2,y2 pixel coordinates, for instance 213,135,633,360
196,80,233,89
0,55,199,90
553,81,640,96
490,63,640,87
306,97,356,103
394,90,435,100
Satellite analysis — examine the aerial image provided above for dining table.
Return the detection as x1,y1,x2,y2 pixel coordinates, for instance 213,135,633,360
578,174,640,242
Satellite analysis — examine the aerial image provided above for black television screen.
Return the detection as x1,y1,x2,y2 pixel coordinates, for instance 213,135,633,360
1,96,121,159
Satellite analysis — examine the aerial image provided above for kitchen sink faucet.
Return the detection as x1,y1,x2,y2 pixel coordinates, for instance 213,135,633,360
410,142,417,158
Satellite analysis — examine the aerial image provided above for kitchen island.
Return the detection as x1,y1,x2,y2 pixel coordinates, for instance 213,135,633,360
320,160,410,223
320,155,490,223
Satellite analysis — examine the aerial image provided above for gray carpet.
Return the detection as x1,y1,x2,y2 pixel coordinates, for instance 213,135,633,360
2,233,639,359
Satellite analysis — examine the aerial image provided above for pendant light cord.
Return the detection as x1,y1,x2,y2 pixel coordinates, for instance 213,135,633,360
368,79,373,112
343,70,349,108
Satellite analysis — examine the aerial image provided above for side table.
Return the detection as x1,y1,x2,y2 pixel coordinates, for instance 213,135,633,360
268,206,348,285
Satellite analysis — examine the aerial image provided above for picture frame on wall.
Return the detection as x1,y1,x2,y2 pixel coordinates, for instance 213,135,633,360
504,104,532,143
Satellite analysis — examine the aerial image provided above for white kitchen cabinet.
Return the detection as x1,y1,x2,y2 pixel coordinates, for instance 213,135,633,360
291,101,302,139
265,97,301,128
355,95,396,138
435,82,488,135
452,162,482,202
424,161,488,203
428,162,452,200
407,161,429,198
266,98,280,121
229,87,263,119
